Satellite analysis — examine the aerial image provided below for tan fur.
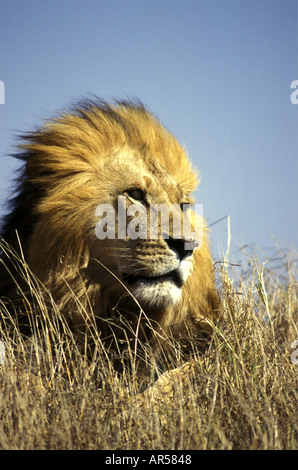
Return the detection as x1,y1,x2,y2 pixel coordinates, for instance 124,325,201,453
0,99,220,368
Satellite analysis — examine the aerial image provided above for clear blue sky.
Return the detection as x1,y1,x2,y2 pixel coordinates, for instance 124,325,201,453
0,0,297,266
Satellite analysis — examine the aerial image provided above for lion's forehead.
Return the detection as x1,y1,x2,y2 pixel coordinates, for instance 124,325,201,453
146,162,183,202
106,152,183,204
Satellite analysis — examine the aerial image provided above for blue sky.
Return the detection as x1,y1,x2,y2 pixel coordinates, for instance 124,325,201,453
0,0,297,266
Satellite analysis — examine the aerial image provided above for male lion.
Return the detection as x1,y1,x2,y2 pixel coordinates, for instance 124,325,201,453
0,99,220,372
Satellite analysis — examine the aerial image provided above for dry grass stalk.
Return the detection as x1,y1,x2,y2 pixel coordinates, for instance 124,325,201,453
0,241,297,450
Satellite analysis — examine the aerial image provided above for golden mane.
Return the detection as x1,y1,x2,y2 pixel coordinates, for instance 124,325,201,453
0,99,220,368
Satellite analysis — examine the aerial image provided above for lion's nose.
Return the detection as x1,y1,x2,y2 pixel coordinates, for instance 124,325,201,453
163,235,199,261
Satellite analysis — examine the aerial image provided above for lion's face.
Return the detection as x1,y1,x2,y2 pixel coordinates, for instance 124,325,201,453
92,152,199,310
0,99,220,355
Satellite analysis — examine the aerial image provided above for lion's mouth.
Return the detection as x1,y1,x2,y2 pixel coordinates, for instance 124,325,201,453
123,269,184,288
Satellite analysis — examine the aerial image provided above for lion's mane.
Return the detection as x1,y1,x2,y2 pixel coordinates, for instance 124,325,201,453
0,99,220,365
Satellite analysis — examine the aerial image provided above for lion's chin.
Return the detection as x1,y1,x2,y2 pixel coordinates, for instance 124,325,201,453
129,280,182,309
122,269,185,308
121,260,193,308
123,268,183,289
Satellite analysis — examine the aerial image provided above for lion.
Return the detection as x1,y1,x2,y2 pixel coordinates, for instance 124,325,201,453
0,98,220,374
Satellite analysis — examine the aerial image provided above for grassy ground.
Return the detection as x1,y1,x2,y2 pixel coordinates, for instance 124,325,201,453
0,243,297,450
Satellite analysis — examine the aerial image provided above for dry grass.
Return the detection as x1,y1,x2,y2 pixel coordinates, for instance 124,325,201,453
0,241,297,450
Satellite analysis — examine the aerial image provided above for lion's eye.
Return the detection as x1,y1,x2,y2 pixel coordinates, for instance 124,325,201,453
126,188,146,202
